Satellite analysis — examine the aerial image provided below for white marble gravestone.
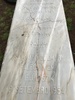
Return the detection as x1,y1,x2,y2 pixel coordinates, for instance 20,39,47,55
0,0,75,100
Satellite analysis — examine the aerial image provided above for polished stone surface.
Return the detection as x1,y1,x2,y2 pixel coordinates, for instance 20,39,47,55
0,0,75,100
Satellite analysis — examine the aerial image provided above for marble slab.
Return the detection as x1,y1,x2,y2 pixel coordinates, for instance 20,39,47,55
0,0,75,100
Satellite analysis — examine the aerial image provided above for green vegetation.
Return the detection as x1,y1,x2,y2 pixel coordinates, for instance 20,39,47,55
67,18,73,31
1,33,9,40
0,51,4,62
0,22,5,27
70,3,75,9
0,17,4,22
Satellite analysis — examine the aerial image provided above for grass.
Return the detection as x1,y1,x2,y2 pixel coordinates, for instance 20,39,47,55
1,32,9,40
0,22,5,27
0,17,4,22
66,17,73,31
70,3,75,9
0,51,4,63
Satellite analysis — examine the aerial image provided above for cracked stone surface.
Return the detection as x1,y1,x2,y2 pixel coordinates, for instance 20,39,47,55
0,0,75,100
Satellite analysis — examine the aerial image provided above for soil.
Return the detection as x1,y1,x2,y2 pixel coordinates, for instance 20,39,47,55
0,0,75,70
